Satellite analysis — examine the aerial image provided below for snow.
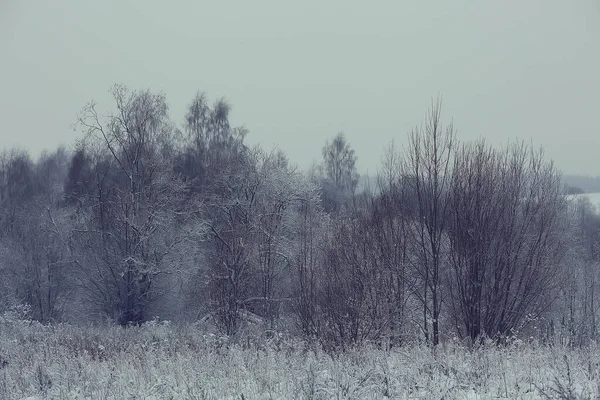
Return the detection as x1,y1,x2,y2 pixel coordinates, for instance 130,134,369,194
2,317,599,399
567,192,600,211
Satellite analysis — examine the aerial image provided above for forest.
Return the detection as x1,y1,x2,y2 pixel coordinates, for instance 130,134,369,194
1,84,599,351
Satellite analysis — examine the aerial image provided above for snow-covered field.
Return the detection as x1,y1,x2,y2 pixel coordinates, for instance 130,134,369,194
1,315,599,399
567,192,600,211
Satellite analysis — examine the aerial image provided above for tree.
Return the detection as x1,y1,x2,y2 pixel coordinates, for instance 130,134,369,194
292,173,325,339
551,196,600,346
373,142,411,345
321,133,359,211
205,147,320,335
572,198,600,344
402,99,454,346
0,150,39,312
252,150,299,326
317,189,408,349
448,141,567,342
175,93,248,194
74,84,188,325
2,202,74,322
0,148,73,321
446,140,498,341
64,146,94,207
204,147,263,335
0,150,39,233
313,142,411,348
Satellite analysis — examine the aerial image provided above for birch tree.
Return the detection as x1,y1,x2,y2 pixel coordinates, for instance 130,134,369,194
74,85,188,325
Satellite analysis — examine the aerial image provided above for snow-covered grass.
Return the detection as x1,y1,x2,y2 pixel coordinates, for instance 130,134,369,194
1,315,599,399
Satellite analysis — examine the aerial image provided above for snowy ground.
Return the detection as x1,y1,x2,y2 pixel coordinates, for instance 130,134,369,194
1,316,599,399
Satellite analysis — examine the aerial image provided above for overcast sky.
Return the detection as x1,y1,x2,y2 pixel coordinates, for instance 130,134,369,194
1,1,599,175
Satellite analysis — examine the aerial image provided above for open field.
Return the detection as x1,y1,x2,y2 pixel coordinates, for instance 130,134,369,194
567,192,600,211
1,315,599,399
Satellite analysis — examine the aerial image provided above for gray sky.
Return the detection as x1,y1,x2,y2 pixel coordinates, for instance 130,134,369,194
1,1,599,175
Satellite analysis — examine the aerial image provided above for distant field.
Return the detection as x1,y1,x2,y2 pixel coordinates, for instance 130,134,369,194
567,192,600,210
1,315,599,399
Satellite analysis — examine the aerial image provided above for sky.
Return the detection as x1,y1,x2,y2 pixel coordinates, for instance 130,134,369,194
1,1,599,175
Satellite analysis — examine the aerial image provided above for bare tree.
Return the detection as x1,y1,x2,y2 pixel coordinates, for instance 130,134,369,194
402,99,454,346
0,148,73,321
321,133,359,212
251,150,306,326
206,147,321,335
572,198,600,344
0,150,39,233
374,142,411,345
3,202,74,322
448,141,567,342
293,176,325,338
446,140,499,341
317,190,408,349
74,85,187,325
551,196,600,346
176,93,248,194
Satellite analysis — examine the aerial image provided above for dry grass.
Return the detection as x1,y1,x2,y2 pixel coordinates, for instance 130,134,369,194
1,313,599,399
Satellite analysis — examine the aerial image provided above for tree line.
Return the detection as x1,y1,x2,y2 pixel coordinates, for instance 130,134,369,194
0,85,598,348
